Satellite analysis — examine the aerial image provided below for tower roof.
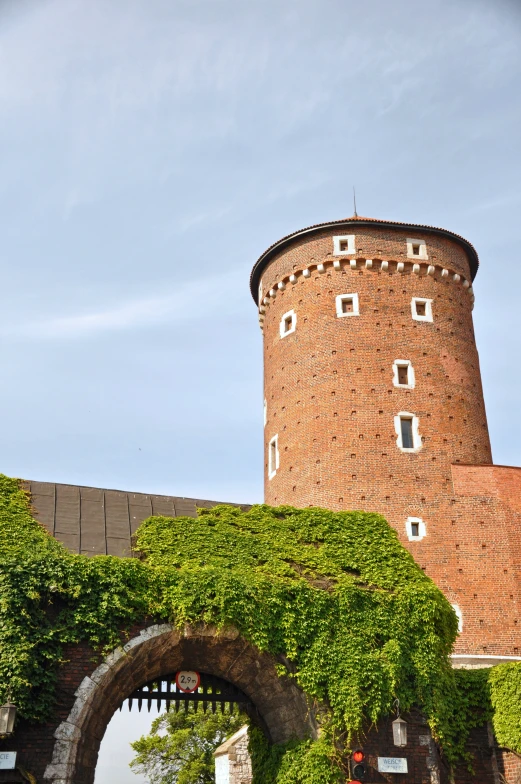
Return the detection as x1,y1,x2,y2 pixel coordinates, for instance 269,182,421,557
250,216,480,304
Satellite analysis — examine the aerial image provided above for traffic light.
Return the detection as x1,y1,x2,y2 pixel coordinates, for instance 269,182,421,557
349,749,367,782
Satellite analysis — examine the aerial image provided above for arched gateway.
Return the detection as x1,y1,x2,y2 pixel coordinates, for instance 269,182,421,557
44,624,317,784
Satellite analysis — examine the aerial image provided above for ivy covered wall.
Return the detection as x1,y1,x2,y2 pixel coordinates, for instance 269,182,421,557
0,474,519,782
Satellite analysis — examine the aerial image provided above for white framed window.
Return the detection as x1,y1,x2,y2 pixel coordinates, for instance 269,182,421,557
264,398,267,427
394,412,422,453
406,516,426,541
333,235,355,256
335,293,360,318
406,238,428,260
411,297,433,322
268,434,279,479
258,280,263,302
280,309,296,338
392,360,415,389
451,604,463,633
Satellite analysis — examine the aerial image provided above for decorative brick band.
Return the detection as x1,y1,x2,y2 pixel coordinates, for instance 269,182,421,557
258,258,474,328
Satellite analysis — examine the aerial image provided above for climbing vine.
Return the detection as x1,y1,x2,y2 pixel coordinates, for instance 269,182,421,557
0,473,520,781
489,663,521,752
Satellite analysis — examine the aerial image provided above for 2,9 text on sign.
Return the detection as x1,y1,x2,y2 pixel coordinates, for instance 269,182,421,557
175,671,201,693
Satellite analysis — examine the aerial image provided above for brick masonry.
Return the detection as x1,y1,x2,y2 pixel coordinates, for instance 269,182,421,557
254,218,521,659
214,712,521,784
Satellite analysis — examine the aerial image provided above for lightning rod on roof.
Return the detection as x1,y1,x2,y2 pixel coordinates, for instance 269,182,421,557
353,187,358,218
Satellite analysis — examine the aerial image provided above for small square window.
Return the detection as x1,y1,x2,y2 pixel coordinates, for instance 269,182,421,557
336,293,359,318
411,297,433,322
406,516,426,541
279,310,296,338
393,360,415,389
333,235,355,256
406,238,428,260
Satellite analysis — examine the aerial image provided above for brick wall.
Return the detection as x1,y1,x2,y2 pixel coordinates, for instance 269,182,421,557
256,221,521,656
498,749,521,784
0,639,106,783
451,465,521,656
0,619,517,783
213,711,512,784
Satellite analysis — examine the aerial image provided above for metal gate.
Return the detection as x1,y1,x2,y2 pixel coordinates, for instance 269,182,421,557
121,672,255,716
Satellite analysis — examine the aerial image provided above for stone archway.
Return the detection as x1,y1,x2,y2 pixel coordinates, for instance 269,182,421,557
43,623,317,784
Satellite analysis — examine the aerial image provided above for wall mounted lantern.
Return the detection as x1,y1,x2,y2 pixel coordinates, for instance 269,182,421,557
0,701,17,736
392,699,407,747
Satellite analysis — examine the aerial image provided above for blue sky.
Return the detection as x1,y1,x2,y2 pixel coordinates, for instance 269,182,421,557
1,0,521,780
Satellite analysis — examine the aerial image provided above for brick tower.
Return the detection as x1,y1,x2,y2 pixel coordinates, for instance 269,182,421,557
251,217,521,662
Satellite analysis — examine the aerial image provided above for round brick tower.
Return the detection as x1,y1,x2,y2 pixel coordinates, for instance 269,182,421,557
252,216,491,511
251,217,506,656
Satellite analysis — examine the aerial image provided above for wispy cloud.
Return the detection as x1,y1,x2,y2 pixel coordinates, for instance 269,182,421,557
0,0,271,114
266,172,332,203
0,270,241,340
463,191,521,216
167,206,233,235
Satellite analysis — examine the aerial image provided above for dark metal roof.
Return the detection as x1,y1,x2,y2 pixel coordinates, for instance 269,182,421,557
24,480,248,557
250,217,480,304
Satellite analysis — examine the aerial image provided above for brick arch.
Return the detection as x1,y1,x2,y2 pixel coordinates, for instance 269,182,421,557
43,624,316,784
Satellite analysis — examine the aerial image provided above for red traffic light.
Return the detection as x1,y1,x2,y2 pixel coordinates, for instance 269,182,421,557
350,748,367,782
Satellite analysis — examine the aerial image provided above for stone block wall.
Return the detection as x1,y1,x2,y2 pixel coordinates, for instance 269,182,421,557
215,725,252,784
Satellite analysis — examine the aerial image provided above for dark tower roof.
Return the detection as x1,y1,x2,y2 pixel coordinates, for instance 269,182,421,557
250,217,480,304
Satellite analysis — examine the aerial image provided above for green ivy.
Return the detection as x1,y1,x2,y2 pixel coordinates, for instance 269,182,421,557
433,668,492,762
0,473,520,782
248,728,343,784
489,663,521,751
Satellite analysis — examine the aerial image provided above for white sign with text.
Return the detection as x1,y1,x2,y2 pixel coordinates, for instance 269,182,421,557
0,752,17,770
378,757,408,773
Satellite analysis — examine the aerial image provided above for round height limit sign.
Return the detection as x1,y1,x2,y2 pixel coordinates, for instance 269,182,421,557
175,671,201,693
